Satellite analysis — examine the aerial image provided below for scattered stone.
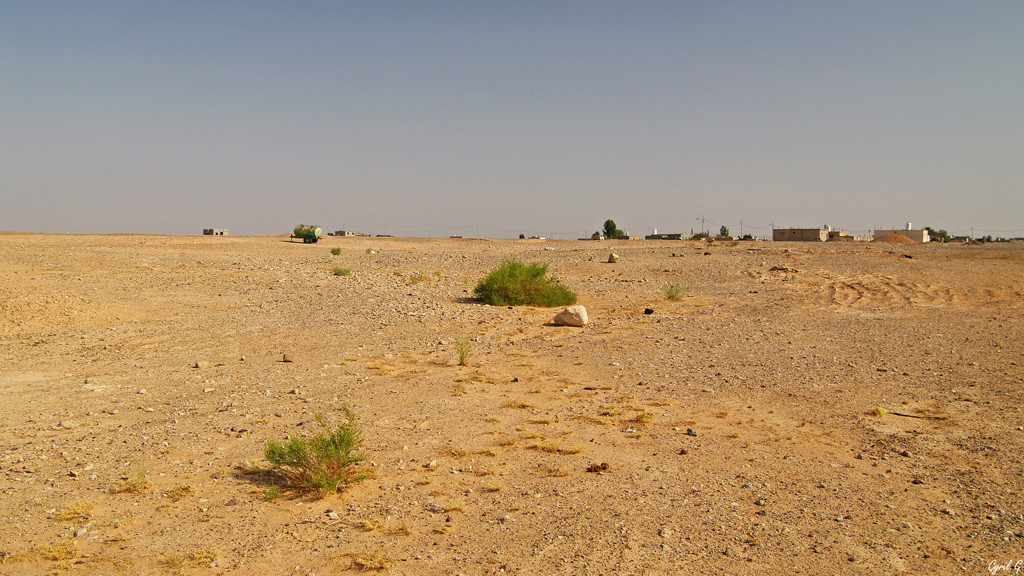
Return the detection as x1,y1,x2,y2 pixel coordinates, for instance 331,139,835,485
685,428,698,437
678,448,688,455
754,499,766,506
58,421,74,429
900,450,912,457
553,305,589,327
658,527,674,538
327,511,339,519
424,460,438,469
194,361,210,369
643,308,654,315
282,354,294,363
74,527,88,537
608,253,619,263
587,462,609,473
137,388,146,394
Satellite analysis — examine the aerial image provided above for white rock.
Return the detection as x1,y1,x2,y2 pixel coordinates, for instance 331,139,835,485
608,253,619,263
553,305,589,327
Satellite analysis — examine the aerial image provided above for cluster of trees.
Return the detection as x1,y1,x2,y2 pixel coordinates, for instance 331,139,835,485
924,226,951,242
603,220,627,240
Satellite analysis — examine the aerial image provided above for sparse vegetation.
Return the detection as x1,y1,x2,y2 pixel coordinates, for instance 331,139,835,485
54,500,96,521
4,539,81,563
264,405,367,494
473,260,577,307
353,550,392,570
455,334,472,366
165,484,195,502
632,411,653,425
262,483,281,501
663,282,684,301
332,266,351,276
719,225,730,237
408,272,426,283
330,247,341,255
111,469,152,494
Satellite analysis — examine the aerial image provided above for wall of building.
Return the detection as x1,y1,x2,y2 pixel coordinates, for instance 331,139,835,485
874,229,930,242
773,228,827,242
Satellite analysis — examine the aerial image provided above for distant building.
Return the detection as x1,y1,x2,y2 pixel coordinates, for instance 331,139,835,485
332,230,365,237
645,233,683,240
203,228,228,236
874,228,930,242
773,227,828,242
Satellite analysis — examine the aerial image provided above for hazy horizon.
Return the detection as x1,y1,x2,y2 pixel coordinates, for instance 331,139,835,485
3,2,1021,239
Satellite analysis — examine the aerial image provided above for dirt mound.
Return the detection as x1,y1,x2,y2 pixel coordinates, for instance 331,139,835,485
872,233,916,244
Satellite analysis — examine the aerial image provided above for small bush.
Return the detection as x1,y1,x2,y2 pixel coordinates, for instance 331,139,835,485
262,484,281,501
664,282,684,301
265,405,367,494
455,335,472,366
473,261,577,307
332,267,351,276
111,469,151,494
330,247,341,256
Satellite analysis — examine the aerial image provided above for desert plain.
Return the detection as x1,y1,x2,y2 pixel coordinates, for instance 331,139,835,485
1,232,1023,575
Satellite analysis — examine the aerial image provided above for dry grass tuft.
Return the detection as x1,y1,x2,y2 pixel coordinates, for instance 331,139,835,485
110,470,152,494
53,500,96,521
5,539,81,563
165,484,195,502
359,518,384,532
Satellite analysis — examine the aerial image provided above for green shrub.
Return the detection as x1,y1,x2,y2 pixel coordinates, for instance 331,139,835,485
332,267,351,276
473,261,577,307
330,247,341,256
265,405,367,494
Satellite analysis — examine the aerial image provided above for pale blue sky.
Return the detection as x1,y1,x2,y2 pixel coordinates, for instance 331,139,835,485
2,2,1021,238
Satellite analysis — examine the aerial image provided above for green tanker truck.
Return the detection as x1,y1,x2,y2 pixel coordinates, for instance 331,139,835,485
291,225,322,243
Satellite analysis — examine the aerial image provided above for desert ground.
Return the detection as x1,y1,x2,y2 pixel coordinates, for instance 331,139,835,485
1,233,1023,575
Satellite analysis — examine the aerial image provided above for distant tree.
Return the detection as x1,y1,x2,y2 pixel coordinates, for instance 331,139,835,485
691,232,710,240
719,225,730,237
519,233,525,239
603,219,626,239
924,226,951,243
603,220,617,240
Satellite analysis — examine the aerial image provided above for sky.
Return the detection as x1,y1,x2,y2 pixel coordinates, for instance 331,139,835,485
2,2,1022,239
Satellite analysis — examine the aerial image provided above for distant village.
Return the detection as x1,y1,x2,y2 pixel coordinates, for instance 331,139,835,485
203,223,1018,243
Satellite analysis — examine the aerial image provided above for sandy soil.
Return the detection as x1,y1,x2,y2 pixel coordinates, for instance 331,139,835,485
1,233,1023,575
